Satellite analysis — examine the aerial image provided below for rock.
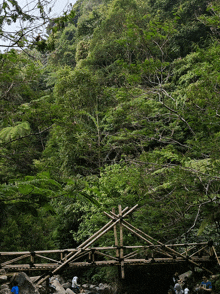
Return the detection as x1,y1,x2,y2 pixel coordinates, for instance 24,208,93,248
62,282,71,289
0,276,7,283
37,285,47,294
51,275,65,285
65,288,76,294
0,285,9,290
0,289,11,294
97,283,112,294
179,271,193,281
89,285,96,289
51,279,66,294
0,285,10,294
14,272,40,294
30,276,41,283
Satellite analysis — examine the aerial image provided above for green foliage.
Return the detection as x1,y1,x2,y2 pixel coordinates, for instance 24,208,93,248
1,0,220,275
0,121,31,143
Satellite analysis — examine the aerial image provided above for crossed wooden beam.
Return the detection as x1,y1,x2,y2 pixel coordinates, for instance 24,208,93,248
36,205,137,284
35,204,215,285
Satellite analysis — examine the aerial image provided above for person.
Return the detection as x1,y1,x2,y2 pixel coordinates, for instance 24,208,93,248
49,278,56,292
170,273,180,293
198,276,212,293
11,281,19,294
174,281,183,294
72,276,80,293
183,284,190,294
173,272,180,285
168,289,173,294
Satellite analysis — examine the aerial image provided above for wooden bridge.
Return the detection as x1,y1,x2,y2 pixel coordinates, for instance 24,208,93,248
1,205,219,285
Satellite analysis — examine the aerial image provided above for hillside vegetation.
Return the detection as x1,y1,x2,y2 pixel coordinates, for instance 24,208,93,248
1,0,220,281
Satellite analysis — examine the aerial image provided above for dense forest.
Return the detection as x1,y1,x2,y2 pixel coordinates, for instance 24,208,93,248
1,0,220,284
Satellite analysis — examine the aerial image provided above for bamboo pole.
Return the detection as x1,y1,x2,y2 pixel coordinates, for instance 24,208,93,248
124,251,139,259
181,245,196,256
190,246,208,258
78,220,115,249
30,254,34,265
94,250,118,261
119,205,125,279
92,250,95,263
0,242,208,256
121,222,213,274
110,209,174,257
121,221,172,258
68,251,89,263
106,209,171,258
35,254,61,264
0,249,78,255
61,220,116,262
113,208,119,259
212,246,220,266
37,215,125,285
1,254,30,266
2,255,213,271
122,204,138,218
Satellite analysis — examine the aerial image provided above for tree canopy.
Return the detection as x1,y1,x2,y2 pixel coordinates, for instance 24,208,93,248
1,0,220,282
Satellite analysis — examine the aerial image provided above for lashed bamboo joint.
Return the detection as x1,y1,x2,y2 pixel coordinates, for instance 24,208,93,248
0,205,217,284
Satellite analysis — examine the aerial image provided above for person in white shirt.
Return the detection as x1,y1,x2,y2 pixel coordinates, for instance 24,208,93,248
183,285,190,294
174,281,183,294
72,276,80,293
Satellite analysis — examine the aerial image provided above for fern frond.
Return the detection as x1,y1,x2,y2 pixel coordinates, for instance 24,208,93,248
0,122,31,143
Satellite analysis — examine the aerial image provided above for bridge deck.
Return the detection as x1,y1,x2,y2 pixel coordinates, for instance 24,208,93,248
1,256,212,271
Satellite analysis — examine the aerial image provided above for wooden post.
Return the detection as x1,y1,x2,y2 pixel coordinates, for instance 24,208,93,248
88,251,92,263
92,250,95,263
185,245,188,257
119,205,125,279
113,208,119,259
30,253,35,266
